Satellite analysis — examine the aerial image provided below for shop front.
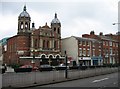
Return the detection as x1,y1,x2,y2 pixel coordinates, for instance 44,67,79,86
91,56,103,66
78,57,91,66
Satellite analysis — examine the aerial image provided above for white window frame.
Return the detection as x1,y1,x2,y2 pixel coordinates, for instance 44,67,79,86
109,41,112,46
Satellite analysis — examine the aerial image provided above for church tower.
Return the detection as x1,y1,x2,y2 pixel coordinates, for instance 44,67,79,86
51,13,61,38
51,13,61,52
18,5,31,35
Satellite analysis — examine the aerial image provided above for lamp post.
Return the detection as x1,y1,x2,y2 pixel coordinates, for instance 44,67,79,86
65,50,68,79
31,49,37,84
32,50,35,68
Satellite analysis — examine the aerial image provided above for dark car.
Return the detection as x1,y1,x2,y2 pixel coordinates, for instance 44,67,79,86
14,65,32,73
69,65,79,70
55,64,68,70
39,64,53,72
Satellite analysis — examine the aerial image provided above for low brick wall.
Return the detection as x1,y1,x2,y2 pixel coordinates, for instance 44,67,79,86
2,67,118,88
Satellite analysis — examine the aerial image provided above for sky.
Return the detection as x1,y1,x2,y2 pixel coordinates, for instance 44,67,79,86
0,0,119,40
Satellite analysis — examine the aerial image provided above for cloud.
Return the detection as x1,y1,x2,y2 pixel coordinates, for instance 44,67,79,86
29,10,52,28
0,14,18,39
0,0,118,40
62,17,103,38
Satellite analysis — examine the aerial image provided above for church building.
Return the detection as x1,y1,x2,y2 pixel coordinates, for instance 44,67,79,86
4,5,64,67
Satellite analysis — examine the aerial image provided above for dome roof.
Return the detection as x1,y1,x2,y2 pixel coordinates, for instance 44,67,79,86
51,13,60,24
19,5,30,17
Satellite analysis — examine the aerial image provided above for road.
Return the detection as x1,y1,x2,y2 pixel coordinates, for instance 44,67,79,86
25,72,119,88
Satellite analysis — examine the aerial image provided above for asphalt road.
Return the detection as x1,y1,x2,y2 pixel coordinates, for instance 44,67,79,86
25,72,119,89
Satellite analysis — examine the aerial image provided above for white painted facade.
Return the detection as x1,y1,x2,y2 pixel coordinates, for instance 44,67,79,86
61,36,79,64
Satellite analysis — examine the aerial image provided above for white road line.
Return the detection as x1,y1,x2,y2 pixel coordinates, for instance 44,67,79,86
92,78,109,83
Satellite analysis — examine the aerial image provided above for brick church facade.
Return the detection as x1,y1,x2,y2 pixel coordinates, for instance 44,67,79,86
4,5,63,66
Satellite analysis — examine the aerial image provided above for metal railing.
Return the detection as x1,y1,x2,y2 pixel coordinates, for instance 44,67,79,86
2,66,118,88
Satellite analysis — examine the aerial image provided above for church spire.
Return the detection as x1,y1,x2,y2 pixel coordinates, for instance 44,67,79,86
23,5,26,11
55,13,57,18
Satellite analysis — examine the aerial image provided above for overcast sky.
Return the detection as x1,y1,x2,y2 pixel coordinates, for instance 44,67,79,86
0,0,119,40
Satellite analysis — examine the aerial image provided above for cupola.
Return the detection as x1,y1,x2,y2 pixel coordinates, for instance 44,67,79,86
19,5,30,18
51,13,60,24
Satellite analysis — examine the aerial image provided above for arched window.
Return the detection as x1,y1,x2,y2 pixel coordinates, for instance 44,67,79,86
58,28,60,34
21,22,23,29
43,40,46,49
54,27,56,32
54,41,57,50
56,55,60,60
41,55,46,59
47,41,49,49
34,39,37,49
49,55,53,59
25,22,28,29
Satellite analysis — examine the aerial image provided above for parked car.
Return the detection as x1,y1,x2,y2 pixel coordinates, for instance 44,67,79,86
39,64,53,72
55,64,68,70
21,65,39,71
80,66,88,70
14,65,32,73
19,65,32,68
69,65,79,70
32,66,39,71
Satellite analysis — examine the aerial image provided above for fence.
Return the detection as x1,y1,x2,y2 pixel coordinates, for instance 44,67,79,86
0,74,2,89
2,67,118,88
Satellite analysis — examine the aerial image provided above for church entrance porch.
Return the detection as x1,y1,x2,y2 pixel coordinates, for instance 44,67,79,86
19,54,65,67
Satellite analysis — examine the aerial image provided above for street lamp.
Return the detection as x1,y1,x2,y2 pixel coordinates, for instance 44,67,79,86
31,49,38,84
65,50,68,79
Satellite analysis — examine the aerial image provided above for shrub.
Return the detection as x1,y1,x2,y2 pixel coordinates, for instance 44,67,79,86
10,64,21,69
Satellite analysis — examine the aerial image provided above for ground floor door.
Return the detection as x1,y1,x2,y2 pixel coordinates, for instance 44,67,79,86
93,60,98,65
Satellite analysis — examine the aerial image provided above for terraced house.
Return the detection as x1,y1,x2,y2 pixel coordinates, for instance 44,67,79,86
61,31,119,66
82,31,119,65
61,36,103,66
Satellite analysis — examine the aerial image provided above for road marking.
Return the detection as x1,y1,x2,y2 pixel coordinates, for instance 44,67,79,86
92,78,109,83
